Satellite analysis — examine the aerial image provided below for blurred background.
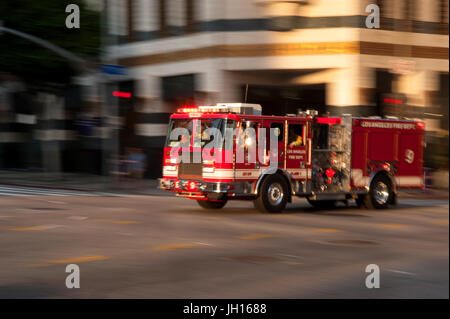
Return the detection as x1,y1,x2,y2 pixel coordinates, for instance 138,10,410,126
0,0,448,189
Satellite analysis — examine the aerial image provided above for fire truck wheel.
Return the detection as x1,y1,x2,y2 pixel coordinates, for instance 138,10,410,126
196,199,228,209
254,175,289,213
358,175,393,209
306,199,336,209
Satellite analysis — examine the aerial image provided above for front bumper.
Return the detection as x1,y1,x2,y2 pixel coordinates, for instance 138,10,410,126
158,178,234,193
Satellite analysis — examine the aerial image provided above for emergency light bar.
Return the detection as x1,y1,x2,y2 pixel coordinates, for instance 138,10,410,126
215,103,262,115
177,103,262,115
198,105,229,113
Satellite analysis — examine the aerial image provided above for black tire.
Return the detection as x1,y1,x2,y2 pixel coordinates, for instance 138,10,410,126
357,174,394,210
306,198,337,209
196,199,227,209
254,174,289,213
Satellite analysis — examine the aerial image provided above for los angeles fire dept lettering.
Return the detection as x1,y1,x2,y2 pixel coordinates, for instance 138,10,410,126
360,121,416,130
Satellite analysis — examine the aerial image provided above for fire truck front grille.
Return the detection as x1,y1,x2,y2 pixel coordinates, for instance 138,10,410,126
178,162,202,180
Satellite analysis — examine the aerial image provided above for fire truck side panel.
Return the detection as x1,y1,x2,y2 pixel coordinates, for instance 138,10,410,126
350,131,369,188
396,131,424,186
351,119,424,190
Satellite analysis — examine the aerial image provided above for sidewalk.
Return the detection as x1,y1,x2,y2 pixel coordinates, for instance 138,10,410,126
0,170,448,199
0,170,169,196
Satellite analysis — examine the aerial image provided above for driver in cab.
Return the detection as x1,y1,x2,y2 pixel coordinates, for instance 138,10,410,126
288,127,303,147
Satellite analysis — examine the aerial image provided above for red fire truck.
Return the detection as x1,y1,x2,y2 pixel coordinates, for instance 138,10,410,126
159,103,425,213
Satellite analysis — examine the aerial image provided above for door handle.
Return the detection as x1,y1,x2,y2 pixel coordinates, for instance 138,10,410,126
279,151,284,157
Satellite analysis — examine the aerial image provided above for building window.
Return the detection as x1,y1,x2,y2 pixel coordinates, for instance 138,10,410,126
440,0,449,34
158,0,196,37
404,0,415,31
158,0,168,37
376,0,391,30
162,74,196,105
126,0,134,41
167,0,185,35
186,0,196,33
108,0,128,38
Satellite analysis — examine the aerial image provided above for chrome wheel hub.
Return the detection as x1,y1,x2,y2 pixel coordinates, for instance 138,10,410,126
374,182,389,205
268,183,284,206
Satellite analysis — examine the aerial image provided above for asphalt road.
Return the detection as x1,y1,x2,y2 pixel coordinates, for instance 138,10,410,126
0,189,448,298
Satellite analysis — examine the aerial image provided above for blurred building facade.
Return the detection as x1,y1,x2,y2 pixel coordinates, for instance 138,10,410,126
1,0,449,178
100,0,449,176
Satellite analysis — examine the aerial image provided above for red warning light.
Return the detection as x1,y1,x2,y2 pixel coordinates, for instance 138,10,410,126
113,91,132,98
177,106,199,113
316,117,342,125
383,98,403,104
416,122,425,130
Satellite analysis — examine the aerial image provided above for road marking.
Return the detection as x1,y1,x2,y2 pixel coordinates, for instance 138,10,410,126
386,269,417,276
278,254,302,259
193,242,213,246
282,261,304,265
26,263,51,268
9,225,63,231
103,207,134,212
16,207,61,214
87,219,140,225
152,243,198,250
235,234,274,240
310,228,343,233
378,224,409,229
430,220,449,225
68,216,88,220
49,255,110,264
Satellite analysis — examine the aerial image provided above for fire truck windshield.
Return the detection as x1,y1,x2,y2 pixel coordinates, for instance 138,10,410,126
166,119,194,147
166,118,236,149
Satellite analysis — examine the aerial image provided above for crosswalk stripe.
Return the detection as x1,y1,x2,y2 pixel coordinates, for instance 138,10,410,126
0,186,84,196
0,191,27,197
0,185,118,197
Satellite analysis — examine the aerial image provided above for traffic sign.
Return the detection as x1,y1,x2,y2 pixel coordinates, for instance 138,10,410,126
100,64,127,76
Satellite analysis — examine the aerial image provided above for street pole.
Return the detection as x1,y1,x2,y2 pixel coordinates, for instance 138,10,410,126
0,25,88,72
100,1,121,188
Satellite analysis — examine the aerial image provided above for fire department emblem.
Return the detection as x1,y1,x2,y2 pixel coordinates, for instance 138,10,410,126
405,149,414,164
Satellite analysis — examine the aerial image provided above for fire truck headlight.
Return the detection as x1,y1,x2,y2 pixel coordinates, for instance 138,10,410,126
203,167,215,173
169,157,178,164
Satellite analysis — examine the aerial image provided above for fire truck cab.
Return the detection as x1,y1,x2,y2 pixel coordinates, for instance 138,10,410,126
159,103,425,213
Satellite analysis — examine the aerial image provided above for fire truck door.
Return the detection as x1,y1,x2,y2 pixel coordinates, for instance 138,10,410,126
286,121,308,183
234,119,261,180
263,120,286,170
